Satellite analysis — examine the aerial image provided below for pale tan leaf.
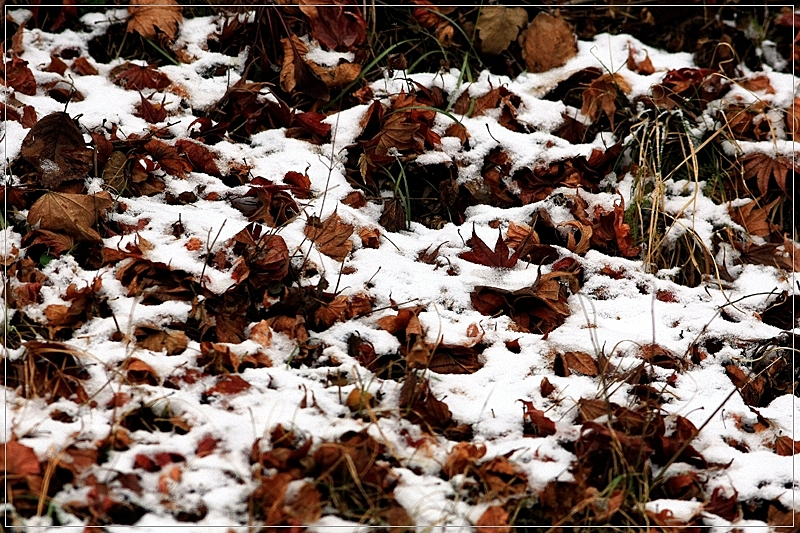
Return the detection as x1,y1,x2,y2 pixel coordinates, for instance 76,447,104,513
476,6,528,56
127,0,182,41
519,12,577,73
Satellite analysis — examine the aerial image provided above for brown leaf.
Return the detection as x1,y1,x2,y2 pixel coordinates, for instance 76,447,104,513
359,227,381,249
581,73,631,128
728,199,779,238
740,75,774,94
310,61,362,89
476,506,511,533
739,152,792,195
626,45,655,75
775,435,800,456
249,320,273,348
112,62,171,91
135,92,167,123
137,330,188,355
563,351,599,376
127,0,182,41
540,376,555,397
315,294,349,328
28,192,114,243
379,197,407,233
123,357,160,386
341,190,367,208
4,57,37,95
299,3,366,52
519,12,577,73
279,36,329,101
304,212,354,261
175,139,221,177
399,371,452,432
443,442,486,478
520,399,557,437
459,226,518,268
46,54,68,75
476,6,528,55
143,139,192,178
207,375,251,395
71,57,98,76
1,441,41,477
21,112,94,189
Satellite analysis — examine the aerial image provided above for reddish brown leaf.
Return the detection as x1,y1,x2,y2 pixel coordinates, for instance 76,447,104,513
477,506,511,533
299,3,366,52
4,57,37,95
706,487,739,522
304,212,354,261
459,227,518,268
112,62,171,91
775,435,800,456
143,139,192,178
175,139,221,177
2,441,41,477
71,57,98,76
135,92,167,123
21,112,94,189
207,375,251,395
739,152,792,195
341,190,367,208
46,54,68,75
581,73,631,129
626,45,654,75
196,434,219,457
399,371,452,432
520,399,557,437
123,358,160,386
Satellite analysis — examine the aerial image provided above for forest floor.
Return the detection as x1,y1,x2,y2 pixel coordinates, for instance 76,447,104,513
1,3,799,532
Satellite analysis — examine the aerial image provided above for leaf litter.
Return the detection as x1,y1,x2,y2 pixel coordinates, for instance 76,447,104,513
1,5,799,532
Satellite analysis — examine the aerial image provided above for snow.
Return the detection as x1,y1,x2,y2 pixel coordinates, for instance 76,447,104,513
2,7,798,532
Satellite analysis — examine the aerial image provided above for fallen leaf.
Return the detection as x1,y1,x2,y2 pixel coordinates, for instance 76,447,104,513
4,57,37,95
2,441,41,477
279,36,329,100
729,199,779,237
299,3,366,52
626,44,655,75
21,112,94,189
775,435,800,456
581,73,632,128
112,62,171,90
71,57,98,76
740,74,775,94
137,329,188,355
304,212,354,261
476,505,511,533
28,192,114,243
562,351,599,376
143,139,192,178
459,226,518,268
443,442,486,478
519,12,577,73
249,320,273,348
476,6,528,55
135,92,167,123
520,399,557,437
175,139,221,177
739,152,792,195
123,358,160,386
127,0,182,41
207,375,251,395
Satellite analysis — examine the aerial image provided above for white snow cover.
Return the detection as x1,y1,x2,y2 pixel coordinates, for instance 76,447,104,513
1,8,798,532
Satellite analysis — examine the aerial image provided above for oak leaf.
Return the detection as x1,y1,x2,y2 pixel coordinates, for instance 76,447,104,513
21,112,94,189
175,139,221,177
519,12,577,73
27,192,114,243
127,0,182,41
304,212,354,261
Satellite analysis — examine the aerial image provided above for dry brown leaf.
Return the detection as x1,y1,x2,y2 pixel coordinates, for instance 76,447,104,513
138,330,188,355
304,212,354,261
476,6,528,56
476,506,511,533
740,75,775,94
728,199,779,237
519,12,577,73
310,61,361,88
740,152,792,195
563,351,599,376
21,112,94,189
28,192,114,243
626,45,654,75
581,73,631,128
249,320,273,348
123,357,160,386
279,35,329,100
127,0,182,41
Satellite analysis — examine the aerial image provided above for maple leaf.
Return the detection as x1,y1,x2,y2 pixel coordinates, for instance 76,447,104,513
459,226,518,268
21,112,94,189
728,198,779,237
135,92,167,123
519,12,577,73
127,0,182,41
305,212,354,261
739,152,793,195
112,62,171,91
27,192,113,243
